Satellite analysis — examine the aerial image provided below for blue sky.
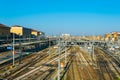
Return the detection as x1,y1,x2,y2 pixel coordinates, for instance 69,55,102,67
0,0,120,35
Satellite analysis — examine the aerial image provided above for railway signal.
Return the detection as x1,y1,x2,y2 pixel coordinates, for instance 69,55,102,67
60,62,64,68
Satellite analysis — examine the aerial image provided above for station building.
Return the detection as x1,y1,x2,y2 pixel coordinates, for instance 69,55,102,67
10,25,32,37
31,30,45,37
31,29,39,37
0,24,10,39
10,25,45,39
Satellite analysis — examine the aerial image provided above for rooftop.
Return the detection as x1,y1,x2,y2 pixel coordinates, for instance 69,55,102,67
0,24,10,28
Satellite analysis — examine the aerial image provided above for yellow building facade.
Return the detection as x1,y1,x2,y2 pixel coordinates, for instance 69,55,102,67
31,30,38,36
10,26,22,35
10,25,31,37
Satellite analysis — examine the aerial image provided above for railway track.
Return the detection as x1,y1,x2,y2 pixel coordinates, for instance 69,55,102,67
98,55,113,80
15,50,70,80
77,51,93,80
100,48,120,68
5,46,70,80
3,53,49,79
79,48,101,80
0,46,53,79
60,54,73,80
95,48,116,80
1,45,119,80
98,48,120,73
99,48,120,75
75,55,83,80
0,53,36,71
0,47,49,71
34,47,71,80
0,43,56,71
66,46,95,80
63,45,117,80
77,46,99,80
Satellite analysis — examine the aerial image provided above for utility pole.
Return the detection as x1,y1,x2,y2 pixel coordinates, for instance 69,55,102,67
48,36,51,60
64,39,67,80
92,44,94,60
12,33,15,66
92,36,94,60
49,36,50,54
58,35,61,80
19,34,22,64
65,40,67,64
